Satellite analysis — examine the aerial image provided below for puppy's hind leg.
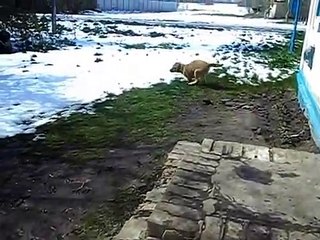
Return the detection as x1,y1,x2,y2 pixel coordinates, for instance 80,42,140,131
188,78,199,85
188,79,199,86
188,69,203,85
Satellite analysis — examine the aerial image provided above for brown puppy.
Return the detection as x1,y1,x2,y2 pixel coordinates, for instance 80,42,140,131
170,60,223,85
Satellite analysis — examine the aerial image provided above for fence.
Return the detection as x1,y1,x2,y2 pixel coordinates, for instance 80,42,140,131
96,0,179,12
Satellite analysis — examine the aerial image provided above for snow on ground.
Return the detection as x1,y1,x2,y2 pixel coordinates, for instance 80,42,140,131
0,4,301,138
177,3,251,16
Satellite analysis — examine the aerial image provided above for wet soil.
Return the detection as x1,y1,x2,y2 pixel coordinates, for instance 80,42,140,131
176,89,316,152
0,88,317,240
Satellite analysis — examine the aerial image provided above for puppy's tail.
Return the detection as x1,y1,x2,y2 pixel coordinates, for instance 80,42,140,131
208,63,223,68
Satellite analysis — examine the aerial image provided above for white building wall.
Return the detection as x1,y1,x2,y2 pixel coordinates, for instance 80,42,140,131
300,0,320,103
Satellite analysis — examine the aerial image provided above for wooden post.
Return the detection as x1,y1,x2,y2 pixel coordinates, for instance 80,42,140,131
52,0,57,34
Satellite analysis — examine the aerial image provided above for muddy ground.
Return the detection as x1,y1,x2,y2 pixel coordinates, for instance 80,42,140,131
0,79,317,240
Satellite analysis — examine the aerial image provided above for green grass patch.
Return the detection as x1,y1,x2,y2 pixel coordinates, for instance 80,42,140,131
203,72,296,94
260,38,303,69
269,31,304,66
35,79,201,164
243,31,304,70
34,72,297,164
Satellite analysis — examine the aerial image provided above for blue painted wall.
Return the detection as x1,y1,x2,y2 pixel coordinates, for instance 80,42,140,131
296,70,320,148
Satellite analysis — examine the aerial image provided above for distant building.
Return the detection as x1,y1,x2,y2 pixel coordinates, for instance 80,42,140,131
297,0,320,147
96,0,179,12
